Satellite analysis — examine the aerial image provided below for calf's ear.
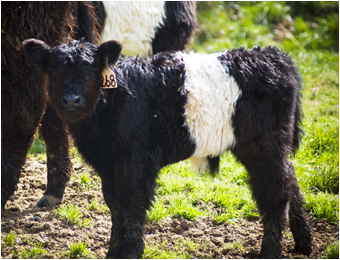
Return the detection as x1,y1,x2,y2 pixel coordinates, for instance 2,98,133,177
97,40,122,67
22,39,51,71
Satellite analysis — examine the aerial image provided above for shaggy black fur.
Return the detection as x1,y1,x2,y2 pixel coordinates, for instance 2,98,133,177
152,1,197,53
1,1,196,209
219,46,312,258
22,39,312,259
1,1,101,208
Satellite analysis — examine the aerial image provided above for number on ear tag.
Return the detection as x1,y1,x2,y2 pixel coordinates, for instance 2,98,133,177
101,67,117,89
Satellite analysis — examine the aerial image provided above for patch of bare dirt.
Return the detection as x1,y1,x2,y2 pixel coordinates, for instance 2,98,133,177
1,159,339,259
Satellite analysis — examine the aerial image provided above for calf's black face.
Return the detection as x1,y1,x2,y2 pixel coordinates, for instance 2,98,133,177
22,39,122,123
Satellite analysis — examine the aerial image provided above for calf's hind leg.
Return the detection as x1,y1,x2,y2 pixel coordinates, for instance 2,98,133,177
286,161,313,255
232,142,293,258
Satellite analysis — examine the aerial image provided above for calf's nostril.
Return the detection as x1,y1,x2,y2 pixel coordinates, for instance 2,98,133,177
61,97,68,106
74,96,81,106
60,94,83,108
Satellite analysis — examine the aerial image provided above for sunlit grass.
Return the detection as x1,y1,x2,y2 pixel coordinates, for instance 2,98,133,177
323,240,339,259
17,243,47,259
4,231,16,247
55,203,92,227
68,242,95,259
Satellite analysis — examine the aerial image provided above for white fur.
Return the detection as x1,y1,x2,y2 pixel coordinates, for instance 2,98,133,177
179,52,242,172
101,1,165,56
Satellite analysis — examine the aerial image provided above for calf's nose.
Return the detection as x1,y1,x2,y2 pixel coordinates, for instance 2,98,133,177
60,94,84,109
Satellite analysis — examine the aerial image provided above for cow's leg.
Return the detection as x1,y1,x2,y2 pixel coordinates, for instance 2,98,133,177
102,167,157,258
232,139,293,258
2,126,39,208
286,161,313,255
37,105,73,207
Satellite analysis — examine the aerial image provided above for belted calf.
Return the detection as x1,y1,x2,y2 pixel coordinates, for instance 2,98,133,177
22,38,312,258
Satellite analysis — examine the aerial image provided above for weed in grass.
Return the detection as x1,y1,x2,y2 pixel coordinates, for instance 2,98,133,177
143,240,180,259
82,217,93,227
87,198,100,211
55,203,83,226
68,242,94,259
87,198,110,215
18,243,47,259
80,172,93,191
323,240,339,259
223,240,244,253
183,238,199,253
5,231,16,246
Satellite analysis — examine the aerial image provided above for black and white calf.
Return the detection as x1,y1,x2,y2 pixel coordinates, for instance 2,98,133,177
22,38,313,258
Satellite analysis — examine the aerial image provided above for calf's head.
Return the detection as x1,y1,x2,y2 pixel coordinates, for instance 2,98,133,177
22,38,122,123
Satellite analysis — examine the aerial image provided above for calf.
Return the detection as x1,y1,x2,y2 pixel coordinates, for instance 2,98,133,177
22,38,313,258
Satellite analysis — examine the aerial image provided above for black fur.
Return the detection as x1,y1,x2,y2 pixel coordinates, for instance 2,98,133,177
22,39,312,259
1,2,101,208
152,1,197,53
1,1,195,209
219,46,312,258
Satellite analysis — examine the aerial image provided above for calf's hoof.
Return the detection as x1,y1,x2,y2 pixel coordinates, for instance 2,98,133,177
37,195,62,207
294,244,313,256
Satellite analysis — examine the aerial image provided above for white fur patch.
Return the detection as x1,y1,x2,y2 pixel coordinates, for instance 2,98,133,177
179,52,242,172
101,1,165,56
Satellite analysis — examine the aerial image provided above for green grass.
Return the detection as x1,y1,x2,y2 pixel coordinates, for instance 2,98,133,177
223,240,245,252
5,231,16,247
79,172,95,191
55,203,92,226
27,135,46,156
87,198,110,214
68,242,95,259
323,240,339,259
143,240,186,259
17,243,47,259
143,239,204,259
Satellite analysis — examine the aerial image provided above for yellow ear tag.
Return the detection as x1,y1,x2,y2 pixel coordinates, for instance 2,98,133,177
101,67,117,89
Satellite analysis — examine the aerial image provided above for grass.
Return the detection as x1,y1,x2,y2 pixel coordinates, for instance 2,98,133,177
3,233,47,259
143,239,202,259
17,243,47,259
223,240,245,252
5,231,16,247
323,240,339,259
87,198,110,214
79,172,95,191
55,203,92,227
143,240,185,259
27,135,46,156
68,242,95,259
